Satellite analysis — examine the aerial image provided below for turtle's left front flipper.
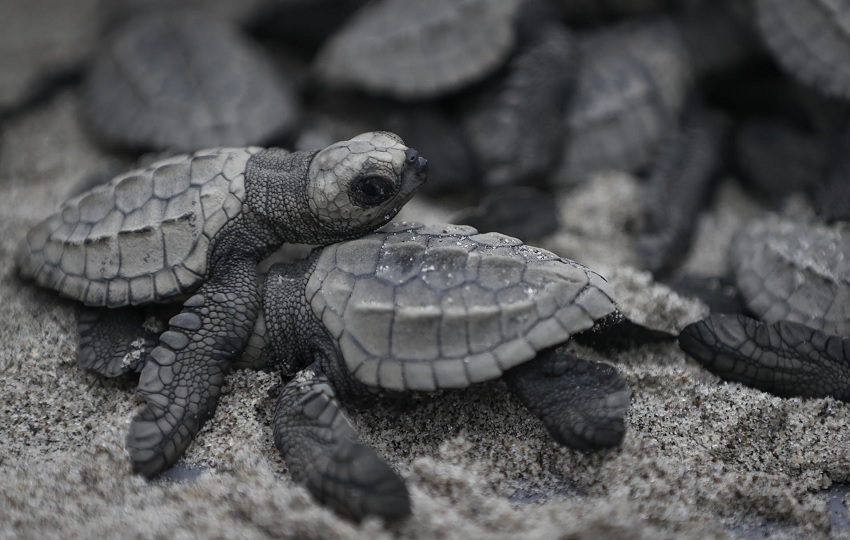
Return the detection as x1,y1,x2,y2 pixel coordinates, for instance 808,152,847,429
680,314,850,401
504,348,631,450
273,364,410,521
126,258,260,477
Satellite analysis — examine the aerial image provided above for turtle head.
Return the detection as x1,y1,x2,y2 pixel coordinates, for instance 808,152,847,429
246,131,427,245
305,131,428,241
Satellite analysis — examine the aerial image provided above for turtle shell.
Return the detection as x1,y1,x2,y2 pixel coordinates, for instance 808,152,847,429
18,148,260,307
313,0,522,100
757,0,850,99
731,218,850,337
306,222,618,391
82,9,298,151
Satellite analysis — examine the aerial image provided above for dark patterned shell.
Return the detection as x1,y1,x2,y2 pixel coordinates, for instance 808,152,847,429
313,0,522,100
306,222,618,391
82,9,298,151
757,0,850,99
731,219,850,336
18,148,258,307
554,17,691,186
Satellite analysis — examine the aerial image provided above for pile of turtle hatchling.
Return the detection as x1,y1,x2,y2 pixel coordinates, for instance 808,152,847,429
5,0,850,525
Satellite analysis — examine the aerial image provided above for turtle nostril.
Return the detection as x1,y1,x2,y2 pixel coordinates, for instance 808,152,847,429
404,148,419,165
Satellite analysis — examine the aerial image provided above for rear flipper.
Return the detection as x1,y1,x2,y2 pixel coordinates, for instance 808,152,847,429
679,314,850,401
504,348,631,450
273,364,410,521
77,306,159,378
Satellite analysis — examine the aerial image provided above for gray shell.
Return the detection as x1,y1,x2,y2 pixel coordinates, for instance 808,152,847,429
306,222,618,391
82,9,298,151
555,18,690,186
731,219,850,336
313,0,522,100
18,148,259,307
757,0,850,99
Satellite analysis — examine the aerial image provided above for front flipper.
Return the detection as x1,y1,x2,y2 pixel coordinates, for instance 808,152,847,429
504,348,631,450
77,306,157,378
273,364,410,521
679,314,850,401
126,259,260,477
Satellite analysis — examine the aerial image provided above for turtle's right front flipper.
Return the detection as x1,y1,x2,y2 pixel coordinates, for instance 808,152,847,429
504,348,631,450
273,364,410,521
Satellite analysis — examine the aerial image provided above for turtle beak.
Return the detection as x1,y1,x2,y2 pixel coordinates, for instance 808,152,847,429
400,147,428,202
404,148,429,177
395,149,427,207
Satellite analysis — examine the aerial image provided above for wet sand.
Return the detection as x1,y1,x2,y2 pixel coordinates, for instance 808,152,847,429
2,91,850,540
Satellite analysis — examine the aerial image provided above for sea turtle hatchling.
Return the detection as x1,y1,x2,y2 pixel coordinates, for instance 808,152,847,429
82,8,300,152
679,218,850,401
313,0,523,100
16,131,429,478
260,222,646,520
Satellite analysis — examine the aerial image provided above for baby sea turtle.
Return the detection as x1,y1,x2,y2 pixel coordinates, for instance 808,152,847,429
554,17,691,186
17,131,429,478
82,9,299,151
313,0,523,100
261,222,636,520
679,218,850,400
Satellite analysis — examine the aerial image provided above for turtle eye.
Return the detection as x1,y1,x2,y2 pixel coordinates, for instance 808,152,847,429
351,175,396,207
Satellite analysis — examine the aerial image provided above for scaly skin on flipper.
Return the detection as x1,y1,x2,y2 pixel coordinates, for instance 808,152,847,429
128,257,259,477
273,365,410,521
679,314,850,401
18,131,428,478
503,348,631,450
